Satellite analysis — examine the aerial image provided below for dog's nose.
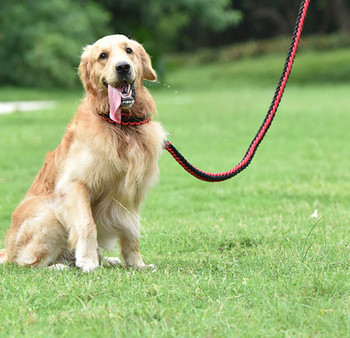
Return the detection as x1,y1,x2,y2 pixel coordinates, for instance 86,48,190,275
115,62,131,75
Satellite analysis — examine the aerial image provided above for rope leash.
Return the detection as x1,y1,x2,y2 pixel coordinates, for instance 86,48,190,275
164,0,310,182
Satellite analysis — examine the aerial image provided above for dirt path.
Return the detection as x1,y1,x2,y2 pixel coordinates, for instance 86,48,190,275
0,101,56,115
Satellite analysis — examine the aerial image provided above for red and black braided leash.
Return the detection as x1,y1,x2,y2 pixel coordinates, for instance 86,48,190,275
164,0,310,182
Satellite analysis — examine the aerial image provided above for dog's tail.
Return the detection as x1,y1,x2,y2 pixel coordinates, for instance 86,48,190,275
0,249,8,263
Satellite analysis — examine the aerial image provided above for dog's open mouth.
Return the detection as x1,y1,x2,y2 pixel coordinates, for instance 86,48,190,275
118,82,135,107
104,81,135,123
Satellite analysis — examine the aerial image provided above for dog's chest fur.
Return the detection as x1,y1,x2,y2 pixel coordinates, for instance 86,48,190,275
53,112,165,245
59,119,164,200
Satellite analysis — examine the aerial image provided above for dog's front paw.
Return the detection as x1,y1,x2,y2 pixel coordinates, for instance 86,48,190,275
76,259,99,273
103,256,122,267
135,263,156,272
48,263,70,271
146,264,157,272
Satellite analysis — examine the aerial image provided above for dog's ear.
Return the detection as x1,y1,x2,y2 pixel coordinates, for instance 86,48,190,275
137,45,157,81
78,44,93,90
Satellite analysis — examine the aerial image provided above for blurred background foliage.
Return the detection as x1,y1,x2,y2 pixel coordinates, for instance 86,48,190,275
0,0,111,87
0,0,349,87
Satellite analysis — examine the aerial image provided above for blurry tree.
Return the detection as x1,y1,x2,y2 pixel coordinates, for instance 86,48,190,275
95,0,241,72
210,0,350,47
1,0,350,88
320,0,350,34
234,0,350,40
0,0,110,87
244,0,301,36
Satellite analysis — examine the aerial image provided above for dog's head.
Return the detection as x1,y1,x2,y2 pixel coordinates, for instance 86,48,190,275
78,35,157,119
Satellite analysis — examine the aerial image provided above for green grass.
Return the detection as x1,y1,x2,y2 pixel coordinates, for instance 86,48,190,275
1,46,350,337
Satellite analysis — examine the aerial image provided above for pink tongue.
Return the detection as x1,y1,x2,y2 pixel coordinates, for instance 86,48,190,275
108,85,121,123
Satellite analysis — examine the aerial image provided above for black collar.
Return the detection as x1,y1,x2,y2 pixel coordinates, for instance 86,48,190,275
98,112,151,126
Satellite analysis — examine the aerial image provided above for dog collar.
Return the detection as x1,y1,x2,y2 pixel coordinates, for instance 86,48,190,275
98,112,151,126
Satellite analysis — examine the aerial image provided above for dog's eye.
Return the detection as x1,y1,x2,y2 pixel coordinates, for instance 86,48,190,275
99,52,108,61
125,47,133,55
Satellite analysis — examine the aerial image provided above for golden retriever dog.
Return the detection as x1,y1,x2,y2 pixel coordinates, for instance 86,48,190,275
0,35,166,272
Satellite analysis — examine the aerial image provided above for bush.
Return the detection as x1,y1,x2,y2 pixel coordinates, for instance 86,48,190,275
0,0,111,88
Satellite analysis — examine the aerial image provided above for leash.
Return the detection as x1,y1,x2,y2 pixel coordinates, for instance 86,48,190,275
164,0,310,182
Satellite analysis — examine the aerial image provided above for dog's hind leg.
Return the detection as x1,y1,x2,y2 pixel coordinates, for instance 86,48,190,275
0,249,7,263
6,198,67,267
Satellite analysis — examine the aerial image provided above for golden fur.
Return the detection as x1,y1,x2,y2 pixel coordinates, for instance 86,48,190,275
0,35,166,272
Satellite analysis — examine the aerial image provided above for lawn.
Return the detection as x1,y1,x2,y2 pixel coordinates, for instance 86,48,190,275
0,46,349,337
